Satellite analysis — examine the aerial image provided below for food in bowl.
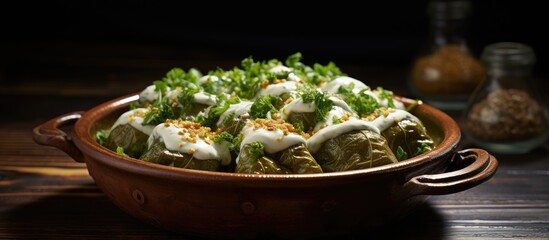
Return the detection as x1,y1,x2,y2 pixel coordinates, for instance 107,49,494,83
96,53,435,174
32,53,498,237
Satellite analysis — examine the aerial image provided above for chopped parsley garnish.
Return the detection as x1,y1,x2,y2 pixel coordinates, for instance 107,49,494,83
285,52,304,69
128,102,139,110
153,80,168,95
414,142,433,156
250,94,283,119
177,87,201,117
284,52,346,86
232,133,243,153
196,95,240,127
100,53,436,168
143,91,176,126
332,116,341,124
229,57,264,99
266,71,290,82
201,77,221,95
396,146,408,161
95,130,109,146
293,120,304,134
222,111,237,127
297,84,333,122
163,68,200,88
116,146,128,157
338,84,379,117
249,142,265,161
377,87,396,108
214,131,234,144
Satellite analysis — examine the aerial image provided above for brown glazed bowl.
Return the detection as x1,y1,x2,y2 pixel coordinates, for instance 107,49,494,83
33,93,498,239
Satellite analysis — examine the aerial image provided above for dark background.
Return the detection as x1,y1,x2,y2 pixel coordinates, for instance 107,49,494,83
2,1,546,65
1,0,547,120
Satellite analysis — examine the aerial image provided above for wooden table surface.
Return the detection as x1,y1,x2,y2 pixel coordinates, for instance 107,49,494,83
1,45,548,239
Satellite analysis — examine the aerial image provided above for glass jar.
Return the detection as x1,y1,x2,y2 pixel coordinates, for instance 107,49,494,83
408,0,485,110
462,42,549,154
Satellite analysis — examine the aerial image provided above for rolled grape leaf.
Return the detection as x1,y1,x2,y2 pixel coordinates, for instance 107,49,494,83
275,143,323,174
106,124,148,158
314,129,398,172
177,103,211,121
236,144,291,174
382,119,434,160
288,112,316,133
218,117,248,136
140,139,220,171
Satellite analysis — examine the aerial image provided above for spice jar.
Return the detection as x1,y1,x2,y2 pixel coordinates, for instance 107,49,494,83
462,42,549,154
408,0,485,110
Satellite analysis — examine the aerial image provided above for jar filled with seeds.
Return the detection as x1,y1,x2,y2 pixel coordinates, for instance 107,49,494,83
462,42,549,154
408,0,485,110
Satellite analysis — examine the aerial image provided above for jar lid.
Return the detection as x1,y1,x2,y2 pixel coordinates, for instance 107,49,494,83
428,0,471,20
481,42,536,66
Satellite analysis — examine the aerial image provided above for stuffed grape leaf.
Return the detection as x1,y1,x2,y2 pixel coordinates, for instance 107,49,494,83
382,119,434,160
276,143,323,174
314,129,398,172
140,139,220,171
236,143,291,174
288,112,316,133
105,124,148,158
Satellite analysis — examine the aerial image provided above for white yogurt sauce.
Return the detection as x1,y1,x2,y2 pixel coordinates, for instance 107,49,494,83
287,73,301,82
307,118,380,153
198,75,219,84
371,91,405,110
240,126,306,156
367,109,421,132
269,65,292,73
193,92,217,106
148,123,231,165
313,106,351,131
268,66,301,82
166,87,182,104
329,96,354,113
321,76,369,95
139,85,171,103
216,101,253,127
166,88,217,106
280,98,315,120
111,108,154,135
306,109,422,153
259,81,297,96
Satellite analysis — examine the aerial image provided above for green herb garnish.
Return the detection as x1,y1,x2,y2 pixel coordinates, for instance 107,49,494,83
177,87,201,117
95,130,109,146
196,95,241,127
396,146,408,161
377,87,395,108
232,133,243,153
143,91,176,126
297,84,333,122
294,120,304,134
116,146,128,157
250,94,283,119
415,142,432,156
338,85,379,117
214,131,234,144
249,142,265,160
332,116,341,124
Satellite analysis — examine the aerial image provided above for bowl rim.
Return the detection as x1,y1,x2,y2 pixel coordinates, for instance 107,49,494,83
73,93,461,184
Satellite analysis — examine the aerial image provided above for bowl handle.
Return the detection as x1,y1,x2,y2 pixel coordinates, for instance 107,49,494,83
32,111,85,163
403,148,498,196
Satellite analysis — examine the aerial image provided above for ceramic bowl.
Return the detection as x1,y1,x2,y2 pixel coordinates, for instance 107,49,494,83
33,93,498,239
